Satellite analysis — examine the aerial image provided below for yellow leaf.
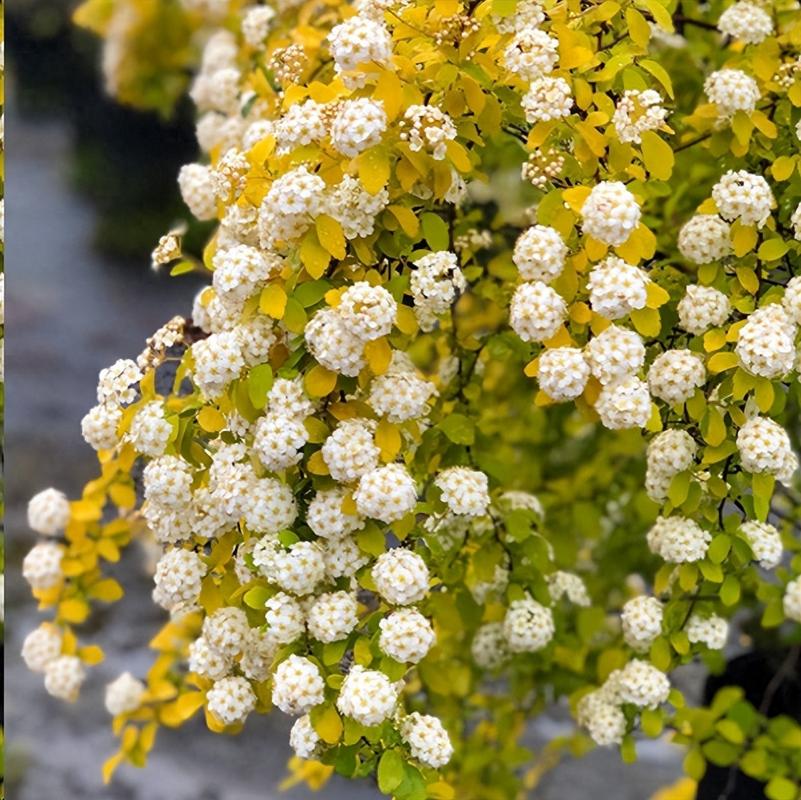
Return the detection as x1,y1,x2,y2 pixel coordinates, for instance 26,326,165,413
731,222,758,257
315,214,346,260
312,705,343,745
646,282,670,309
562,186,591,213
523,357,539,378
395,304,419,335
735,265,759,294
197,406,227,432
387,205,420,238
754,378,774,413
102,751,125,785
71,498,103,522
307,451,330,476
757,238,789,262
260,283,288,318
446,140,472,173
771,155,796,181
88,578,125,602
751,109,777,139
305,365,338,398
708,351,739,373
651,778,697,800
78,644,106,665
176,691,207,722
570,301,592,323
357,146,390,195
374,70,403,120
300,229,331,279
427,781,456,800
639,58,674,98
365,337,392,374
375,418,402,462
59,598,90,623
703,329,727,352
640,131,674,180
625,8,651,47
630,307,661,337
108,483,136,509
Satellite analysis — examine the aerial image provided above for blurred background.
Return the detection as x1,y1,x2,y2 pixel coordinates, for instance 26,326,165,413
3,1,695,797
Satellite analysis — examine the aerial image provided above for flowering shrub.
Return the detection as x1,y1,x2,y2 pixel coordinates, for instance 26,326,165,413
20,0,801,797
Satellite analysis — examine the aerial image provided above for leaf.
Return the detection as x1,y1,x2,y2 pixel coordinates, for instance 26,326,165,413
283,297,308,334
260,283,288,319
640,131,674,180
720,575,740,607
421,213,450,251
735,266,759,294
375,418,402,462
311,704,343,745
294,280,331,308
731,222,758,257
247,364,274,409
315,214,346,260
365,337,392,374
639,59,674,98
707,352,739,374
446,140,473,173
357,146,390,195
305,365,338,398
707,534,731,565
630,307,661,337
387,205,420,238
683,748,706,781
765,777,798,800
300,229,331,279
771,155,796,182
752,472,775,522
197,406,226,432
757,238,789,262
88,578,125,602
438,413,475,445
625,8,651,47
378,750,406,794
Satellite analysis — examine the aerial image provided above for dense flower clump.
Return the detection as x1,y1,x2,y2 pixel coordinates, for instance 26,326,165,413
21,0,801,796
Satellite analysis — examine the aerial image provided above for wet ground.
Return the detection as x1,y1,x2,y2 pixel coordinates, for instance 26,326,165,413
4,108,686,799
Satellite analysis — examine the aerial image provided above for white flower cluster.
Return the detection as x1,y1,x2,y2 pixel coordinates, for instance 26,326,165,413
503,596,555,652
784,577,801,623
621,596,663,652
331,99,387,157
736,416,798,484
647,516,711,563
509,281,567,343
328,15,392,85
612,90,667,144
677,284,731,335
547,571,591,606
537,347,590,401
400,105,457,160
740,521,783,569
372,549,429,605
435,467,490,517
503,27,559,79
587,256,649,320
686,614,729,650
704,69,760,116
580,182,641,246
645,429,697,502
678,215,732,264
410,251,467,331
718,2,773,44
400,713,454,768
712,170,774,228
105,672,146,717
596,375,651,430
272,655,326,715
27,488,71,536
736,304,796,379
521,77,573,123
337,665,400,725
152,548,207,612
379,607,436,663
647,349,706,405
513,225,567,282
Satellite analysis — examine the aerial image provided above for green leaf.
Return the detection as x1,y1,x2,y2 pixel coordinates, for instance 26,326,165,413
421,213,450,251
667,471,690,506
247,364,274,409
702,740,739,766
758,238,789,262
716,719,745,745
438,414,475,445
752,472,775,522
377,749,405,794
640,131,674,180
720,575,740,607
765,777,798,800
294,280,331,308
683,747,706,780
708,534,732,565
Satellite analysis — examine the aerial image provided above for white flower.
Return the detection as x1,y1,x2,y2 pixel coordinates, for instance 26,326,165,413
737,416,797,482
253,412,308,471
400,713,454,768
678,215,732,264
504,27,559,79
537,347,590,401
322,419,380,484
207,676,256,726
243,478,297,535
621,596,663,652
336,665,400,725
355,464,418,523
324,536,370,579
586,325,645,385
471,622,509,669
325,175,389,239
265,592,306,643
203,606,250,659
128,401,172,456
712,170,773,228
27,488,71,536
305,307,367,377
400,105,457,160
740,521,783,569
791,204,801,243
191,331,245,397
379,608,436,663
330,98,387,157
618,659,670,708
547,571,591,606
97,358,142,405
81,403,123,451
704,69,760,116
272,541,327,596
612,89,667,144
188,636,231,680
410,251,467,330
718,2,773,44
435,467,490,517
212,245,279,304
509,281,567,343
580,182,641,246
22,625,63,673
44,655,86,702
736,304,796,379
647,349,706,405
328,15,392,73
307,488,364,540
645,429,697,502
105,672,146,716
596,377,651,430
153,548,206,611
258,166,326,248
307,591,359,643
513,225,567,283
274,100,328,153
178,163,218,221
647,516,711,563
503,596,555,652
143,455,193,509
521,76,573,123
22,542,64,590
272,655,326,715
677,285,731,335
338,282,397,341
290,714,322,759
369,367,437,422
686,614,729,650
785,276,801,326
587,257,649,320
372,549,430,605
783,577,801,623
577,690,627,746
242,5,275,47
